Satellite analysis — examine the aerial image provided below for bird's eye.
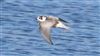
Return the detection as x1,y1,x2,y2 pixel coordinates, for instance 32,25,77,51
39,18,42,20
39,16,43,20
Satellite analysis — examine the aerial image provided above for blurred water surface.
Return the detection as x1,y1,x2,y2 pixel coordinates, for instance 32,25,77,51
0,0,100,56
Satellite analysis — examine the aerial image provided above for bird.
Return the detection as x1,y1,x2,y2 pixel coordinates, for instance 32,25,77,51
37,16,69,45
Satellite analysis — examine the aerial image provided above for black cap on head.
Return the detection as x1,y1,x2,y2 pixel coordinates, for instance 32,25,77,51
39,16,43,20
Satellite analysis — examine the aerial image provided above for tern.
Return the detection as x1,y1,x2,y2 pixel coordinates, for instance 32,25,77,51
37,16,69,45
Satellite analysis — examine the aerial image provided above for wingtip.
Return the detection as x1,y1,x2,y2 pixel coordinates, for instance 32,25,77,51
59,18,69,23
48,41,54,45
51,42,54,45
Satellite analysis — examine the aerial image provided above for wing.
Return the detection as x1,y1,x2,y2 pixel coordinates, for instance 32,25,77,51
59,18,70,26
39,22,54,45
59,18,69,23
47,16,68,23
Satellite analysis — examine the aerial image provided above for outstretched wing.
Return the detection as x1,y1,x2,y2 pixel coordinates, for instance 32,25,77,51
39,21,55,45
40,26,53,45
47,16,69,24
59,18,69,23
59,18,70,27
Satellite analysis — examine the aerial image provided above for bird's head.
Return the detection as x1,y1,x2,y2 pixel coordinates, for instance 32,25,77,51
37,16,47,22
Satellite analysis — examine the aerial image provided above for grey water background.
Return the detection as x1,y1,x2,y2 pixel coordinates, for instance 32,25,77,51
0,0,100,56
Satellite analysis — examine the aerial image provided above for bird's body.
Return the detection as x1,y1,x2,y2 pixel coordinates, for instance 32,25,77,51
37,16,69,44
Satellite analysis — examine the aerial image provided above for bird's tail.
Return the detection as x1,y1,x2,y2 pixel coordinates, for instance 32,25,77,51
56,21,69,30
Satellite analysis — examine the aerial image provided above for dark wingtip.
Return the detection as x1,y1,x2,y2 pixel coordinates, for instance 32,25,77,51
59,18,69,23
48,41,54,45
51,42,54,45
